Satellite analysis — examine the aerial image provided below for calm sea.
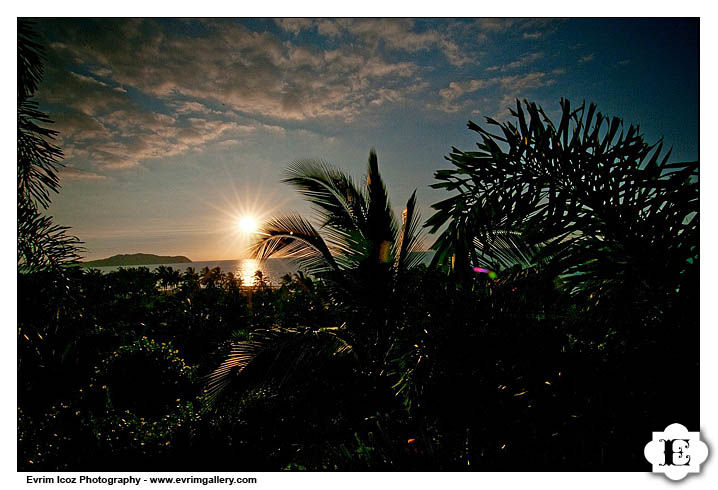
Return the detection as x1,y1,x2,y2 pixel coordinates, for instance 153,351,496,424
84,258,298,287
83,252,434,287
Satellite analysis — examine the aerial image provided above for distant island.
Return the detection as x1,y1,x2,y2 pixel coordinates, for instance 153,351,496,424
82,253,192,267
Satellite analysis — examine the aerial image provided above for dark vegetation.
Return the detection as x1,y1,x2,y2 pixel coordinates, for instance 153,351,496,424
18,22,698,471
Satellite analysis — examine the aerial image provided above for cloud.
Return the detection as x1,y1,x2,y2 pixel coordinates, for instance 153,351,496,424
87,113,272,169
438,79,496,112
439,40,474,67
498,72,555,91
45,19,427,122
476,18,520,33
275,18,476,67
216,139,243,147
274,18,314,35
53,112,113,142
33,18,450,171
466,18,564,50
369,81,430,107
60,167,107,180
476,18,560,36
36,19,563,171
38,67,132,116
486,52,544,72
436,71,562,113
47,96,287,170
169,101,218,115
345,19,442,52
523,32,543,40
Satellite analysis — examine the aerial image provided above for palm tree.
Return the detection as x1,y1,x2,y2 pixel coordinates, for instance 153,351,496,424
17,20,82,273
222,271,241,292
423,100,699,440
427,99,698,326
252,150,422,295
181,267,200,292
200,266,223,289
154,265,181,291
206,150,423,407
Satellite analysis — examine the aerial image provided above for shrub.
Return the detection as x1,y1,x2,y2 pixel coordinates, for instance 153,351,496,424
83,337,200,468
91,336,196,417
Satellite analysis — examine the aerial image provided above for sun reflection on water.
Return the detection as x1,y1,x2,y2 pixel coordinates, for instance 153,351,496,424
237,258,261,286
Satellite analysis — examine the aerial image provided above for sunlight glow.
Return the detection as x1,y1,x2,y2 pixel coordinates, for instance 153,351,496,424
197,177,286,259
237,216,259,235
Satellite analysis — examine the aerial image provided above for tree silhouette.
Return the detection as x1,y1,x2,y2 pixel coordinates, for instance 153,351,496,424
427,99,697,325
17,20,82,272
423,99,699,466
252,151,421,295
206,150,423,407
155,266,181,291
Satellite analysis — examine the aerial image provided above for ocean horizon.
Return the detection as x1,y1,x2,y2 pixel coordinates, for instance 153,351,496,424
82,252,435,287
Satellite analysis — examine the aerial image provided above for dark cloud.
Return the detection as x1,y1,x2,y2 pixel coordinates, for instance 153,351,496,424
38,69,130,115
32,18,567,171
34,18,436,169
42,19,424,123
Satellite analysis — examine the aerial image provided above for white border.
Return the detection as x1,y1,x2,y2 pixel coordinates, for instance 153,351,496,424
3,5,715,489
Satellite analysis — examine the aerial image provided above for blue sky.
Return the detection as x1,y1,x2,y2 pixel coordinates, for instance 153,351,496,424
28,18,699,261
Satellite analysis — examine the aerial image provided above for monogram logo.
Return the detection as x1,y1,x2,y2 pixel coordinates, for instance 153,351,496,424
644,423,709,481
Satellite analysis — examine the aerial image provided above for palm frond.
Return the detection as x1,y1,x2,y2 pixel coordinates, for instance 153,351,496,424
204,326,355,410
251,213,342,276
255,151,422,289
365,150,398,263
283,159,367,235
393,190,423,280
472,230,543,272
18,20,45,101
428,98,698,304
17,201,84,273
17,21,64,210
17,22,83,272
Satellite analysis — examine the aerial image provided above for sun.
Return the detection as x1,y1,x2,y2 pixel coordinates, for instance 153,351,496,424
237,216,259,235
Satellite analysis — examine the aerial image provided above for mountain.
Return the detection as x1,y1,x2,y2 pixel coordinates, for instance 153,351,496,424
82,253,192,267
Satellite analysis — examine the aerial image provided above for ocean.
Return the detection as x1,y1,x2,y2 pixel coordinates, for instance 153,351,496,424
84,258,299,287
83,252,435,287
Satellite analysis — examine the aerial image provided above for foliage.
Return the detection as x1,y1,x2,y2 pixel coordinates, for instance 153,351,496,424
18,403,96,471
285,412,434,470
427,99,697,315
83,337,198,468
252,151,423,289
205,326,355,409
17,20,82,272
418,98,699,468
89,336,197,417
198,152,434,471
242,151,425,373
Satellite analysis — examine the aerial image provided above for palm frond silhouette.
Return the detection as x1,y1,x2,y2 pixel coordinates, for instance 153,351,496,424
206,150,423,408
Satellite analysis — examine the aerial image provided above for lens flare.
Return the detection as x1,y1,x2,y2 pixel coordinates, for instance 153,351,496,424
473,266,497,279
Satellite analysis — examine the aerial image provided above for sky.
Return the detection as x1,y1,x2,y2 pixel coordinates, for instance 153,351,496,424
25,17,699,261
